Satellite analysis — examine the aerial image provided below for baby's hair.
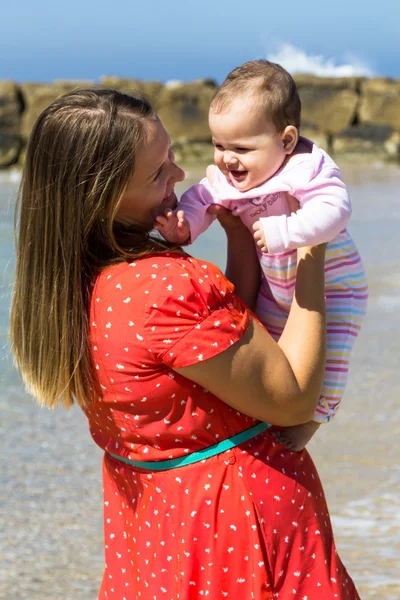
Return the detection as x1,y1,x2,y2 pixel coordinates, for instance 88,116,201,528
211,59,301,131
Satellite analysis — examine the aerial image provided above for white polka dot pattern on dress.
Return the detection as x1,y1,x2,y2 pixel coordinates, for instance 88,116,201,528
85,252,360,600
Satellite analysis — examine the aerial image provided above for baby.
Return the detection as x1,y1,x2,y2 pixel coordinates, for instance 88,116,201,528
155,59,368,451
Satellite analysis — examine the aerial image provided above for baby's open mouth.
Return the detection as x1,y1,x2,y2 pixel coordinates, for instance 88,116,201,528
229,170,248,181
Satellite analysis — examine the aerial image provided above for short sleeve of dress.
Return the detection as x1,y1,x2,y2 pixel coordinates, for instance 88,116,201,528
144,257,250,368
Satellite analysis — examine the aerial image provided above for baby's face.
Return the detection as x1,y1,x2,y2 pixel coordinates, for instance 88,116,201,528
209,99,292,192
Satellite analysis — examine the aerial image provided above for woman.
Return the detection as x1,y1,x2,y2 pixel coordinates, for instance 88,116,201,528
10,89,359,599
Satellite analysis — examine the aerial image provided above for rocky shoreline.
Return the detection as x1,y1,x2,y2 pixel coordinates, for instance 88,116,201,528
1,74,400,167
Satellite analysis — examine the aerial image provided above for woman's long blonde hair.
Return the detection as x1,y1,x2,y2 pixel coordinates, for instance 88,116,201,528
10,89,155,409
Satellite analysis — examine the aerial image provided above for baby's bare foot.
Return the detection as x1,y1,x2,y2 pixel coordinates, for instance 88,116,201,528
273,420,321,452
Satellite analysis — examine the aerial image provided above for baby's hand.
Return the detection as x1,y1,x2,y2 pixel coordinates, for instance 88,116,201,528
252,221,268,253
154,209,190,243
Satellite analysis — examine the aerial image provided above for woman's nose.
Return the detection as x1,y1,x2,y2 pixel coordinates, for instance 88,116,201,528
173,162,186,183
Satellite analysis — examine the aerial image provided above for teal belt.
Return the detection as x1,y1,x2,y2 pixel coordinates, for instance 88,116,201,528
108,421,271,471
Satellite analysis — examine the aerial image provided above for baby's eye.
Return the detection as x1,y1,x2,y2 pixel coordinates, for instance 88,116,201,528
235,147,249,152
214,144,224,150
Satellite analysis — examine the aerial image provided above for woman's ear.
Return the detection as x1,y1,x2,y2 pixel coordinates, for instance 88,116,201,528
281,126,298,154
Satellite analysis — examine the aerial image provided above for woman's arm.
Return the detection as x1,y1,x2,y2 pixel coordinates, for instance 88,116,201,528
207,205,261,311
174,244,326,427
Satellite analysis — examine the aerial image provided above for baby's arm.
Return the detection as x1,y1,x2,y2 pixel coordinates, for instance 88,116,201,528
257,167,352,253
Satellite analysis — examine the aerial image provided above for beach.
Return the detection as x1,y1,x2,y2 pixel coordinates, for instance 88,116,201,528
1,163,399,599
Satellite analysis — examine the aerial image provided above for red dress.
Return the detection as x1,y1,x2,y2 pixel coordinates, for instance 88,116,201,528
85,251,359,599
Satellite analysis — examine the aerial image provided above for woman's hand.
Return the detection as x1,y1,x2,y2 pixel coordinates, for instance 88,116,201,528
206,204,244,232
286,192,300,214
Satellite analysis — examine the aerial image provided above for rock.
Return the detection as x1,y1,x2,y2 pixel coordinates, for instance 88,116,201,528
359,78,400,130
192,78,218,89
333,124,395,159
295,76,360,136
384,132,400,161
294,74,363,92
157,81,217,143
299,123,329,152
172,140,214,165
100,77,163,109
52,79,95,87
0,81,23,167
104,78,218,141
20,81,96,141
0,131,21,167
2,74,400,170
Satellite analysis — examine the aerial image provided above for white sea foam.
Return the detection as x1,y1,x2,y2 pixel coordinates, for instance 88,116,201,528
266,43,374,77
332,493,400,544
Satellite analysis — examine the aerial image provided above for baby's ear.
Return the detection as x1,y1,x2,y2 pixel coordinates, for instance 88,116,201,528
282,126,298,154
206,164,217,186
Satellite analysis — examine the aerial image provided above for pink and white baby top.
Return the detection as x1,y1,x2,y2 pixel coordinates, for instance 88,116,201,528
179,138,368,423
180,137,351,249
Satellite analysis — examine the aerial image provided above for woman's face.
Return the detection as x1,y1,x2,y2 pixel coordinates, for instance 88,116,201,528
116,116,185,230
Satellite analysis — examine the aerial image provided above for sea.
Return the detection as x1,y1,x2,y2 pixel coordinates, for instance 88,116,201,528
1,163,399,599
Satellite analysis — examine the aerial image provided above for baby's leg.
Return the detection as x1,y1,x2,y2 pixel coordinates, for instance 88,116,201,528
315,287,367,423
316,236,368,424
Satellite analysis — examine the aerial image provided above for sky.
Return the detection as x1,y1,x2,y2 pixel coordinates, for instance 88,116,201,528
1,0,399,83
